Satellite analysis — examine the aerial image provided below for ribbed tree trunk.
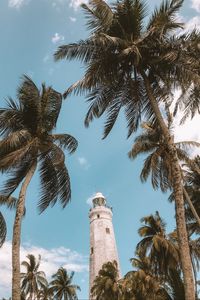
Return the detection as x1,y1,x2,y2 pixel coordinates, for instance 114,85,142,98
12,163,36,300
142,73,195,300
183,188,200,227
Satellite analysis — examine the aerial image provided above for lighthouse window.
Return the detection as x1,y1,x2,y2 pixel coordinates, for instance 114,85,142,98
97,214,100,218
106,228,110,234
91,247,93,255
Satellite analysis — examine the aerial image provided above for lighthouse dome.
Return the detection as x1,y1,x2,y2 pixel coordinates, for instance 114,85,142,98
92,192,106,207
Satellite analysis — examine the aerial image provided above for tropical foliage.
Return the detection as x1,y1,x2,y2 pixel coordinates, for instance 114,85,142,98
91,212,199,300
49,267,80,300
91,260,121,300
21,254,47,299
19,259,80,300
55,0,200,298
0,76,78,300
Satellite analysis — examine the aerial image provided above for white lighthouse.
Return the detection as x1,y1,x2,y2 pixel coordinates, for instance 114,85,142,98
89,192,121,298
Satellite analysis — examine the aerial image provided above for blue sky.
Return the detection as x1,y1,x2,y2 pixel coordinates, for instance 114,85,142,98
0,0,200,298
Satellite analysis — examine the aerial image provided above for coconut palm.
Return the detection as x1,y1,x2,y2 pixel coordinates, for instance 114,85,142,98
136,211,180,277
128,120,200,226
54,1,200,297
21,254,47,300
91,260,121,300
0,76,78,300
122,253,170,300
49,268,80,300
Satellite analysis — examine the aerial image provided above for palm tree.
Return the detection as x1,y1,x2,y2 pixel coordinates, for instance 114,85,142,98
91,260,121,300
136,212,180,277
128,120,200,226
21,254,47,299
0,76,78,300
122,253,169,300
54,1,200,297
49,268,80,300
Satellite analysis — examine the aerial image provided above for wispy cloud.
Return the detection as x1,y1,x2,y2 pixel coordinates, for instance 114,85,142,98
184,16,200,31
170,89,200,157
86,194,94,206
70,16,77,22
191,0,200,12
0,241,88,297
8,0,28,9
51,32,65,44
69,0,88,11
78,157,90,170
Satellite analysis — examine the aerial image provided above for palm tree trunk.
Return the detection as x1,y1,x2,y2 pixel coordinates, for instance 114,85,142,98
183,188,200,227
142,73,195,300
12,163,37,300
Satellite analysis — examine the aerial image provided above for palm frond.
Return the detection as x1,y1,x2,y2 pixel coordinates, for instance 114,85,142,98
52,134,78,153
0,195,18,210
0,97,23,136
0,212,6,247
81,0,114,33
41,85,62,130
147,0,184,34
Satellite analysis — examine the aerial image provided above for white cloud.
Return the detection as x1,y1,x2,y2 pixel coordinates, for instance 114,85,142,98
70,16,77,22
184,16,200,31
51,32,65,44
69,0,88,11
86,194,94,206
191,0,200,12
78,157,90,170
170,90,200,158
8,0,28,9
0,241,88,297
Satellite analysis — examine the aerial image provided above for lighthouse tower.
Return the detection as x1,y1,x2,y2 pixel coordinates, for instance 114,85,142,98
89,192,120,298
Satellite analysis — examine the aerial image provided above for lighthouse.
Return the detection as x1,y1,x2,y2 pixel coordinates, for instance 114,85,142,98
89,192,121,298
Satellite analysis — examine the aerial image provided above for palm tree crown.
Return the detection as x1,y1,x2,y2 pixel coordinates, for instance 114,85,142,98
21,254,47,299
128,120,200,192
0,75,78,300
49,268,80,300
91,260,121,300
136,211,180,275
54,0,199,138
0,75,78,211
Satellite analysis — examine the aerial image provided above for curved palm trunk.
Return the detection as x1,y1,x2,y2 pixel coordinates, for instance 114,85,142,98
183,188,200,227
12,163,36,300
142,73,195,300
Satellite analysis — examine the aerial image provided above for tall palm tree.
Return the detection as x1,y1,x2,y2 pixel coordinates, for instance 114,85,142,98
21,254,47,299
128,120,200,226
49,268,80,300
0,76,78,300
136,211,180,277
91,260,121,300
54,1,200,297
